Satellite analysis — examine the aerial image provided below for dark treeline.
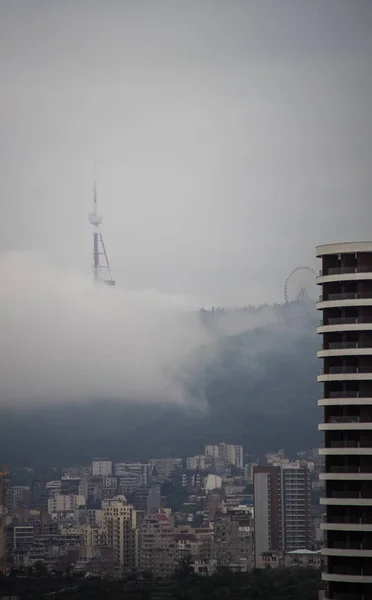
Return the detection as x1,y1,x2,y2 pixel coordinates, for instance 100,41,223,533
1,565,323,599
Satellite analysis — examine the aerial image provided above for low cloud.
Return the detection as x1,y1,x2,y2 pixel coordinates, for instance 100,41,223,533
0,251,211,406
0,251,311,409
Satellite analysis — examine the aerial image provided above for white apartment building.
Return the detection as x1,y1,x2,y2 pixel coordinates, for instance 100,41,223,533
186,455,206,471
227,445,244,469
281,464,312,552
82,523,102,549
45,480,61,498
149,458,182,480
205,445,219,459
205,443,244,469
114,462,150,485
48,494,86,514
92,458,112,477
117,473,142,495
205,474,222,492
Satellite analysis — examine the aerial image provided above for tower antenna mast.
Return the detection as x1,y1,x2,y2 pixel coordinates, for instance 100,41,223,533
88,181,115,286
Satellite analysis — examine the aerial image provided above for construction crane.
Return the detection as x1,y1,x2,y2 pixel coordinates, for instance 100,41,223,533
0,463,10,576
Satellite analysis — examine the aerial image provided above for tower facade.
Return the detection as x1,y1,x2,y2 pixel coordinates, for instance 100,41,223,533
317,242,372,599
253,466,283,564
281,464,312,552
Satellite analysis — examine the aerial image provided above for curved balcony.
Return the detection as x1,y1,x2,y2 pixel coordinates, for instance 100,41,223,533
320,423,372,431
320,494,372,506
324,594,367,600
319,267,372,277
317,267,372,286
322,571,372,584
318,366,372,383
319,442,372,456
321,293,372,301
322,546,372,558
321,520,372,532
318,342,372,358
319,392,372,407
319,414,372,431
318,319,372,335
320,467,372,480
318,292,372,310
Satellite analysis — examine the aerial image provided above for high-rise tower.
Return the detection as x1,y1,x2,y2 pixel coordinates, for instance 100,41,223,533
88,182,115,286
317,242,372,599
253,464,312,565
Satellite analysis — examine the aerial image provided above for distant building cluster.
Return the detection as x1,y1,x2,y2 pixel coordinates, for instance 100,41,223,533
0,443,324,577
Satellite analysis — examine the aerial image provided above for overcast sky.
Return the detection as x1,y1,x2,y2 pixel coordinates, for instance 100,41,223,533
1,0,371,306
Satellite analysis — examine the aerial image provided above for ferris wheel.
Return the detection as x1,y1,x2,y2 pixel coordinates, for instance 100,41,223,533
284,266,317,304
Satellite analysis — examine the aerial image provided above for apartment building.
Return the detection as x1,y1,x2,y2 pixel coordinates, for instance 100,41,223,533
253,464,312,563
214,505,254,572
186,455,207,471
48,494,86,514
92,458,113,477
205,443,243,469
149,458,182,481
138,513,176,576
114,463,150,485
317,241,372,599
102,497,137,573
282,464,312,552
253,466,283,564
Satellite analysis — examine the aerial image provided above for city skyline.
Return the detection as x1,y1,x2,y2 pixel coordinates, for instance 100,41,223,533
0,1,371,596
1,441,323,580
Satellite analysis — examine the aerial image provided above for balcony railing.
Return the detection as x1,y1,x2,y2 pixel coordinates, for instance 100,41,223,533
329,566,372,576
327,466,372,474
319,317,372,326
319,292,372,302
321,367,372,375
327,516,372,524
320,342,372,351
319,267,372,277
329,491,372,499
332,595,371,600
327,541,372,550
327,416,361,423
327,440,372,448
330,594,368,600
321,392,372,399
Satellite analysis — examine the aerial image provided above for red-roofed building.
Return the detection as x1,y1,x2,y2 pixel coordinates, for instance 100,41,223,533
154,513,169,522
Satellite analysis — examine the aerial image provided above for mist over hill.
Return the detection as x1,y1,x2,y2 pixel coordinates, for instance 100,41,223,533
0,300,320,469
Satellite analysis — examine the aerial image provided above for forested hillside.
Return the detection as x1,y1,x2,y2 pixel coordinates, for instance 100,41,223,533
0,301,321,469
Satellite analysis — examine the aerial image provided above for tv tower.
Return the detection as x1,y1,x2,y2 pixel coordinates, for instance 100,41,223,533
88,181,115,286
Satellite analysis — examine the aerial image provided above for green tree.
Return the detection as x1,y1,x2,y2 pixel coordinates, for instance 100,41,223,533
32,560,48,577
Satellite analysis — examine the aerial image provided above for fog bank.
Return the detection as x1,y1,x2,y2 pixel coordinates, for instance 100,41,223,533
0,251,212,406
